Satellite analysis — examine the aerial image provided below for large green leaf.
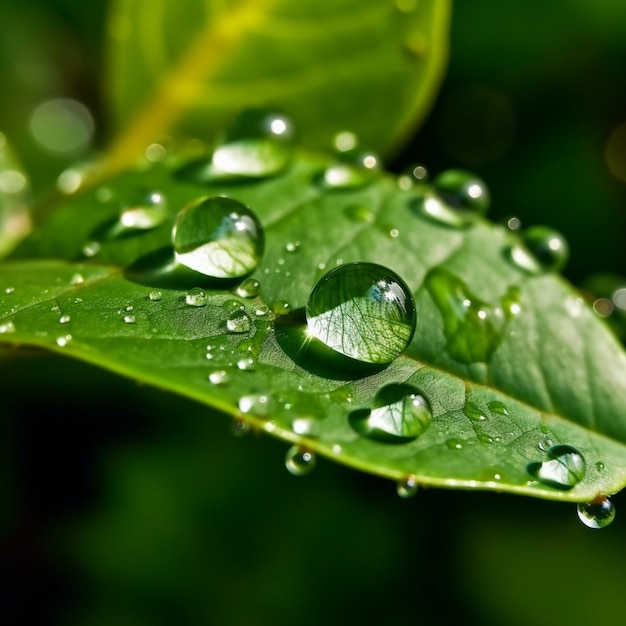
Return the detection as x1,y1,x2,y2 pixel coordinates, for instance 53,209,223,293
3,148,626,505
105,0,449,169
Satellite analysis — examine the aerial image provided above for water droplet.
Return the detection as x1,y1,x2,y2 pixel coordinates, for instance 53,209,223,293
291,417,320,437
0,320,16,334
231,419,251,437
433,169,490,214
56,334,72,347
411,169,489,226
396,475,419,498
577,496,615,529
212,109,294,177
123,315,136,324
487,400,510,416
272,300,291,316
322,145,380,190
239,394,271,417
425,267,504,363
58,315,71,324
226,311,252,333
596,461,605,471
145,143,166,163
463,401,486,421
208,370,229,385
349,383,432,443
70,273,84,285
398,163,429,190
504,216,522,231
285,446,316,476
509,226,569,274
172,196,264,279
333,131,358,152
185,287,207,307
446,438,464,450
148,290,163,301
306,262,416,364
237,356,256,371
82,240,101,257
527,444,586,490
236,278,260,298
119,190,167,230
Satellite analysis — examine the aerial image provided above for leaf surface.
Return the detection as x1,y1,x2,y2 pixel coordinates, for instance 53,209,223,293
3,150,626,502
105,0,449,169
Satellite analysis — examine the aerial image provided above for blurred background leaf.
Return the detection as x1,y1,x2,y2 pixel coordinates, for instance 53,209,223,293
104,0,449,171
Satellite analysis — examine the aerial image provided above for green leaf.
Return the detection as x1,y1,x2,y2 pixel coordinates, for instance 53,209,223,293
105,0,449,169
4,149,626,503
0,134,31,258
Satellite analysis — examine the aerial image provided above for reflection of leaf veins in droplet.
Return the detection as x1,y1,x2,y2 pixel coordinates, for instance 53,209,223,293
306,262,416,364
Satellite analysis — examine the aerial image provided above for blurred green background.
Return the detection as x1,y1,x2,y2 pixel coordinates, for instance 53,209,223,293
2,1,626,624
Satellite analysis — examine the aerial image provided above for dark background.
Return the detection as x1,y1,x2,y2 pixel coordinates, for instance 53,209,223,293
2,1,626,624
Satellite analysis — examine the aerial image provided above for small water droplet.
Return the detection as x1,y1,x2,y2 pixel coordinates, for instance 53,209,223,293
231,419,251,437
226,311,252,333
56,334,72,347
389,228,400,238
487,400,510,416
148,290,163,301
396,475,419,498
119,190,167,230
306,262,416,364
322,150,380,190
272,300,291,316
411,169,489,227
509,226,569,274
291,417,320,437
212,109,294,177
237,356,256,371
70,273,84,285
172,196,264,279
285,241,301,253
596,461,605,471
504,216,522,231
527,444,586,490
398,163,429,190
446,438,464,450
123,315,136,324
185,287,207,307
4,286,15,294
208,370,229,385
58,315,71,324
577,496,615,529
333,131,358,152
343,204,375,223
349,383,432,443
0,320,16,333
235,278,260,298
285,446,316,476
463,401,486,421
239,394,271,417
82,241,101,257
145,142,166,162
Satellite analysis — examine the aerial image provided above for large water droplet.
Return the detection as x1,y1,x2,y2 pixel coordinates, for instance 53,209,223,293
172,196,264,279
425,267,504,363
285,446,316,476
527,444,586,490
306,262,416,364
577,496,615,529
212,109,294,177
509,226,569,274
349,383,432,443
119,190,167,230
